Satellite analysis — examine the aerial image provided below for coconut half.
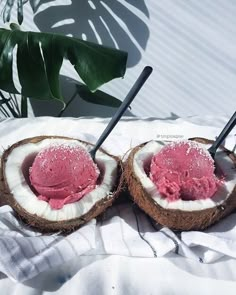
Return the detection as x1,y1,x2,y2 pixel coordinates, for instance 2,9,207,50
0,136,122,233
125,137,236,231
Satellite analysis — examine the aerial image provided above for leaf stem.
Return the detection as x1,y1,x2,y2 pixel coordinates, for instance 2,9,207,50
0,91,11,117
21,95,28,117
57,90,77,117
0,104,10,117
5,100,20,117
0,91,5,100
10,93,20,114
0,107,7,117
8,98,15,109
0,91,20,117
0,107,9,117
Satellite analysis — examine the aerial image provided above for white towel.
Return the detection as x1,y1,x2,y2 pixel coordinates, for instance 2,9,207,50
0,116,235,282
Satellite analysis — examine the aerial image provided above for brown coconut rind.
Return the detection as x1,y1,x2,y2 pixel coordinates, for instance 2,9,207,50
125,137,236,231
0,136,124,233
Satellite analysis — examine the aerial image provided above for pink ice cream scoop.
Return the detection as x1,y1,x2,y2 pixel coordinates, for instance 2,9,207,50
150,141,221,201
29,144,99,209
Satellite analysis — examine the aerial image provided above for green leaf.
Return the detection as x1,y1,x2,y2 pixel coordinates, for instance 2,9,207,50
76,84,122,108
0,25,128,102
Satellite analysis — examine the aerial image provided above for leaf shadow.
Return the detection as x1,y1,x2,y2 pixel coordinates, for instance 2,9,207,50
22,255,108,291
30,75,135,117
32,0,150,67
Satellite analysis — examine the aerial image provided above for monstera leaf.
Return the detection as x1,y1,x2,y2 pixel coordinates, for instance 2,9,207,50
0,25,128,103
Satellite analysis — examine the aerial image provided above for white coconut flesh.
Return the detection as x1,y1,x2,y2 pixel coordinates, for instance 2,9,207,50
133,140,236,211
4,138,118,221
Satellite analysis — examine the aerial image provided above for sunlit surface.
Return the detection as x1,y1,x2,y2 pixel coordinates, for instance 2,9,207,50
0,0,235,118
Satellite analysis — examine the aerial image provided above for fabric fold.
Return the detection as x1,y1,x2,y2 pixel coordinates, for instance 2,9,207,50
0,206,96,282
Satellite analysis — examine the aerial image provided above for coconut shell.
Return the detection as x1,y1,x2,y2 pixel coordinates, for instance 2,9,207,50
125,137,236,231
0,136,124,233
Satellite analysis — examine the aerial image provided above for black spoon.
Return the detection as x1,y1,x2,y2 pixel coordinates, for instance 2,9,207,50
89,66,153,160
208,111,236,159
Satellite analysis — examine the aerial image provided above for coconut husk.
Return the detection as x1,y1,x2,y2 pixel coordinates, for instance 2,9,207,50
125,137,236,231
0,162,6,207
0,136,124,233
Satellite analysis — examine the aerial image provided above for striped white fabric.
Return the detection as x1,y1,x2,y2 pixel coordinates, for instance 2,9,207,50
2,201,236,282
0,206,96,282
0,116,235,282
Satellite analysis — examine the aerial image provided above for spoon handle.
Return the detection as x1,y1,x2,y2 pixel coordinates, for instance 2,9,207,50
208,111,236,155
90,66,153,159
